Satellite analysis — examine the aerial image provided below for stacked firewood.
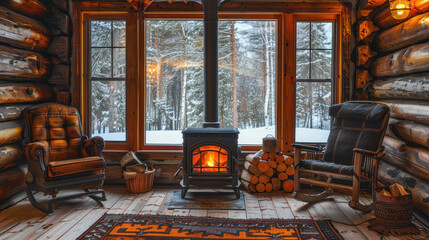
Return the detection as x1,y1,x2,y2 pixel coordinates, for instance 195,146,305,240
379,183,410,197
240,150,294,193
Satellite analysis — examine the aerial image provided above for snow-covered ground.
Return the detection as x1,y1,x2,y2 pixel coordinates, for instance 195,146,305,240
93,126,329,145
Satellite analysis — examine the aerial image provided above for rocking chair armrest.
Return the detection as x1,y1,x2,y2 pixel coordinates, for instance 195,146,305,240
82,136,105,157
24,142,49,178
292,144,324,152
353,146,385,158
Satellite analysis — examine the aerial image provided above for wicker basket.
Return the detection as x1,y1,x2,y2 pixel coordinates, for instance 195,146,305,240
374,189,413,229
125,169,155,194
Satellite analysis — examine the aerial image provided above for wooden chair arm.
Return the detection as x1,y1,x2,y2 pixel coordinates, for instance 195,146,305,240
353,146,385,158
24,142,49,178
82,136,105,157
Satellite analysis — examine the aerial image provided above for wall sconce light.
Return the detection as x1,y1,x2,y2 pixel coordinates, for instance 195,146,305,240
390,0,412,20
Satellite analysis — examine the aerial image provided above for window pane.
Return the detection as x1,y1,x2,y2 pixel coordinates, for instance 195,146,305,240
113,21,126,47
311,22,332,49
311,50,332,79
145,20,277,145
296,50,310,79
91,48,112,78
113,48,126,78
296,22,310,49
91,81,126,141
91,21,111,47
295,82,331,142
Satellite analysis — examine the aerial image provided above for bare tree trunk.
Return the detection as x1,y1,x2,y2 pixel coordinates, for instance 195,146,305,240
263,22,271,126
231,21,238,128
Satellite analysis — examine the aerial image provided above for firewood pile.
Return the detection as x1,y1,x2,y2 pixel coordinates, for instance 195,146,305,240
378,183,410,197
121,151,153,180
240,151,294,193
240,135,294,193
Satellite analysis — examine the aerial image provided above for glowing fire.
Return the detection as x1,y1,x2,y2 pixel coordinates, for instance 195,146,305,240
192,145,228,173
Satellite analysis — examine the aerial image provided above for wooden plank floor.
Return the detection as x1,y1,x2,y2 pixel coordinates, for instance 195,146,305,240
0,186,427,240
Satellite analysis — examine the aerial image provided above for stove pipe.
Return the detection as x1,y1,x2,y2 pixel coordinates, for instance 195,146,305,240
201,0,223,128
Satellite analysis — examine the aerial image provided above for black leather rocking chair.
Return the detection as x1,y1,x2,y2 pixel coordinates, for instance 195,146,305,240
292,101,390,211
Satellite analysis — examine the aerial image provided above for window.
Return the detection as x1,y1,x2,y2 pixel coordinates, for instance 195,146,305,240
88,20,127,141
295,21,335,143
145,18,277,145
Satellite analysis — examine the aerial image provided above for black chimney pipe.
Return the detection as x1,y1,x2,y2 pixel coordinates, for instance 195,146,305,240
201,0,223,128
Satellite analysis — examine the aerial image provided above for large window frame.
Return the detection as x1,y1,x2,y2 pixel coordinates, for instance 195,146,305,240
139,13,283,151
79,11,138,150
73,2,349,156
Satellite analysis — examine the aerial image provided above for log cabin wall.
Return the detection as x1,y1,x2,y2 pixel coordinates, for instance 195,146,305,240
0,0,72,207
355,0,429,214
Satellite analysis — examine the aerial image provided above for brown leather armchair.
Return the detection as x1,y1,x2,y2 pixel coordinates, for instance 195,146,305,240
23,103,107,213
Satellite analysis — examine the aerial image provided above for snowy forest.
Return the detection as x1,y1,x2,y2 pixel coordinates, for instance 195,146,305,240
145,20,276,144
88,19,333,144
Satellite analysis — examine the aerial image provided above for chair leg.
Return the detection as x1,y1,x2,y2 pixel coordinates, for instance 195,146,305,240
83,189,107,207
26,188,53,214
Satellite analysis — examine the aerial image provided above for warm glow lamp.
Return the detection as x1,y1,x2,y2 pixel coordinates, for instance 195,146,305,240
389,0,412,19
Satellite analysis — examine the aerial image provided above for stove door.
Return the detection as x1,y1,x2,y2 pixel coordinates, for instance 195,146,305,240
191,145,230,174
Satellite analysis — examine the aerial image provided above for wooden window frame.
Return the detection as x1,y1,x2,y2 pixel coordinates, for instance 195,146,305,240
291,15,341,145
72,2,350,157
74,3,138,150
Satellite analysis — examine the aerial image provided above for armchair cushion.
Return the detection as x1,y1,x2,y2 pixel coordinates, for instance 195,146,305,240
300,160,354,176
47,156,104,178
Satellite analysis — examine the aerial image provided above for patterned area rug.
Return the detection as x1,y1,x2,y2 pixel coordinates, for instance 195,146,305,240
78,214,343,240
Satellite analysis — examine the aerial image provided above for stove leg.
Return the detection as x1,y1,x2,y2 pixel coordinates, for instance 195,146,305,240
181,187,188,198
234,188,240,199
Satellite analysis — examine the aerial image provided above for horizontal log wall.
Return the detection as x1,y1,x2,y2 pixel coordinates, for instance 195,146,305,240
0,0,72,205
356,0,429,214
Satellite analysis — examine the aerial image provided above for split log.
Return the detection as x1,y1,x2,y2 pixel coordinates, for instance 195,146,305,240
258,160,269,173
276,163,286,172
275,155,285,164
357,20,379,42
0,145,22,170
265,183,273,192
357,45,376,67
284,156,294,166
241,180,256,193
283,180,294,192
272,178,281,191
370,42,429,77
278,172,288,181
43,8,70,35
382,135,429,181
268,152,277,160
252,156,260,166
0,45,50,81
378,160,429,214
0,165,26,203
0,104,32,122
0,0,50,19
259,175,270,184
48,36,70,64
356,69,373,89
359,0,385,10
368,73,429,100
256,183,265,193
244,161,263,177
388,118,429,148
380,100,429,125
268,160,277,169
374,12,429,53
286,166,295,176
265,167,274,177
0,6,51,51
0,82,54,104
373,0,429,29
0,120,23,146
48,65,70,90
240,169,254,183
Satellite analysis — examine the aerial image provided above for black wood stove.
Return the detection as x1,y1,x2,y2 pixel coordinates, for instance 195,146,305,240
179,0,241,199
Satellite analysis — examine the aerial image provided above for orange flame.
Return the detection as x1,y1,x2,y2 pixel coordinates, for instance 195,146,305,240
192,145,228,173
